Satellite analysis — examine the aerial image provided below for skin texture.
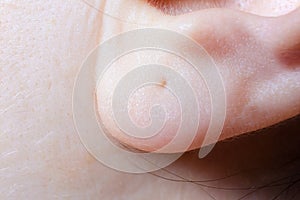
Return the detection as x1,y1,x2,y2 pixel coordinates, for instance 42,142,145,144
0,0,300,199
96,1,300,152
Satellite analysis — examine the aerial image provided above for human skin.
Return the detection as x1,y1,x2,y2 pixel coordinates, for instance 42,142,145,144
1,0,300,199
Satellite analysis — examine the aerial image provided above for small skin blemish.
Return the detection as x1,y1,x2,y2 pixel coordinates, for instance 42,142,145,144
159,79,167,88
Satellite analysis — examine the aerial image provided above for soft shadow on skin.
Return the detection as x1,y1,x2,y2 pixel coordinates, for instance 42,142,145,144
149,115,300,200
78,2,299,198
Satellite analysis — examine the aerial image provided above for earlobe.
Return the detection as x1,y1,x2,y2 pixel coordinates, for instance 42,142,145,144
97,7,300,153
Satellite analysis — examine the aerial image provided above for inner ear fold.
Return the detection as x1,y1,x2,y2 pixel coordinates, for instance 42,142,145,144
272,8,300,68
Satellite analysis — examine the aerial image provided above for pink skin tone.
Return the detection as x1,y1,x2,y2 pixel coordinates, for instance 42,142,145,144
97,1,300,152
1,0,300,199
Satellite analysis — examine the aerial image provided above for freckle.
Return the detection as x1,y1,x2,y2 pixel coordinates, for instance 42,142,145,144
51,19,56,25
47,82,52,90
85,154,97,165
159,79,167,88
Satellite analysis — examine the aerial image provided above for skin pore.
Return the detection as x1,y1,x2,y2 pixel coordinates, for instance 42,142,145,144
0,0,300,199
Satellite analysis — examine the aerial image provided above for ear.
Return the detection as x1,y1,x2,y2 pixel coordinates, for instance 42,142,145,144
96,7,300,153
